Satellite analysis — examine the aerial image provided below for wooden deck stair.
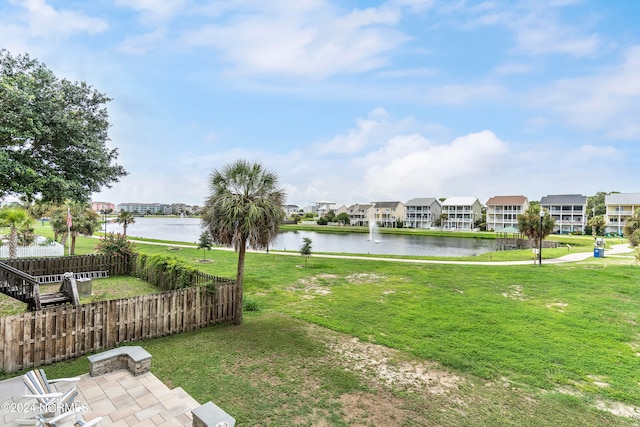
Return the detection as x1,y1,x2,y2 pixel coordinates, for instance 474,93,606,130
39,291,74,307
0,262,85,310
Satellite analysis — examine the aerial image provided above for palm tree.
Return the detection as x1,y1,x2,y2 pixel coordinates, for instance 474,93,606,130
201,160,286,325
50,203,100,255
518,205,555,248
115,210,136,237
0,206,32,259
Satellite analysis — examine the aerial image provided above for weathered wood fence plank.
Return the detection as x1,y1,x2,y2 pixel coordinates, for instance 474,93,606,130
0,284,236,373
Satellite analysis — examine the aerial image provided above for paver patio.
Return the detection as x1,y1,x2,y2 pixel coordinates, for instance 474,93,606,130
0,369,200,426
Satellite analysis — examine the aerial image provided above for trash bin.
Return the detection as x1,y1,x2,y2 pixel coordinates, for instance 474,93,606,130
77,278,92,296
593,248,604,258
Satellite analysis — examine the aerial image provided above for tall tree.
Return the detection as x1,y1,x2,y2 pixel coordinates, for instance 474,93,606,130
586,191,611,219
115,210,136,237
0,206,32,259
50,203,100,255
335,212,350,225
0,50,126,203
201,160,286,325
518,205,555,248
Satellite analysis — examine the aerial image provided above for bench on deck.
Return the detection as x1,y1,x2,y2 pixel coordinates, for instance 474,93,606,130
87,346,152,377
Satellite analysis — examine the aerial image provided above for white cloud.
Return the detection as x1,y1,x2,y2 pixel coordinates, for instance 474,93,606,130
531,45,640,138
115,0,186,24
18,0,107,38
358,130,508,198
454,1,601,58
577,145,620,161
513,21,599,57
117,29,166,54
314,108,391,155
180,1,409,78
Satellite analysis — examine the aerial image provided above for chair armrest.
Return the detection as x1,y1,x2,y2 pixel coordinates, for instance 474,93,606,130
24,392,63,399
49,377,80,383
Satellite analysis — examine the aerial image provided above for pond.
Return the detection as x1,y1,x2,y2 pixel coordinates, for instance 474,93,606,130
105,217,496,257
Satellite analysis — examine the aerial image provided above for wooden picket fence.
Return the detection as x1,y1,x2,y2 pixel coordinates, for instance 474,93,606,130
0,283,236,373
3,253,132,277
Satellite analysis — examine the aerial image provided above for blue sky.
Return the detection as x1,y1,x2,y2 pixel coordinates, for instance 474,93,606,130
2,0,639,208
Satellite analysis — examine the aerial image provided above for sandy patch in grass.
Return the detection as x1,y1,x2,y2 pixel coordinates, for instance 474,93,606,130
628,335,640,357
556,386,640,420
345,273,386,284
594,400,640,419
502,284,527,301
587,375,610,388
314,329,462,395
288,274,339,296
546,302,568,312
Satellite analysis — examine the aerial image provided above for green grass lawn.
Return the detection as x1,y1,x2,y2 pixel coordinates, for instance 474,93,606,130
2,226,640,425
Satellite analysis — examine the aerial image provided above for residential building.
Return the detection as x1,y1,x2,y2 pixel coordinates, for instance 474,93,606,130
604,193,640,235
441,197,483,231
346,203,373,226
371,201,405,228
404,198,442,229
283,204,300,217
117,202,170,215
540,194,587,234
316,201,336,218
485,195,529,232
301,205,317,214
91,201,115,213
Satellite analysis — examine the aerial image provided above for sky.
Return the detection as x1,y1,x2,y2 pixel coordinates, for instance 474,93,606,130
2,0,640,209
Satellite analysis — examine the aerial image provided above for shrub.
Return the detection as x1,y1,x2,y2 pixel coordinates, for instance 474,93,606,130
96,232,136,257
243,297,261,312
133,253,201,290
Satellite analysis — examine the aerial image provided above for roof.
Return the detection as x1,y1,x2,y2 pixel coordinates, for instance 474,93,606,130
347,203,372,210
442,196,480,206
485,195,528,206
405,197,440,207
605,193,640,205
373,201,403,209
540,194,587,205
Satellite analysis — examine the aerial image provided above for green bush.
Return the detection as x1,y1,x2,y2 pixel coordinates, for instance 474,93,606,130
133,253,201,290
96,232,136,257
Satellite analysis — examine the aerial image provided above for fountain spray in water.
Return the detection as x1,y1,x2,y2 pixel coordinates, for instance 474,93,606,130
368,220,380,243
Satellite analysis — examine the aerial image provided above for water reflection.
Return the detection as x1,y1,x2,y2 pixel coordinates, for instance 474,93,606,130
106,217,495,257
